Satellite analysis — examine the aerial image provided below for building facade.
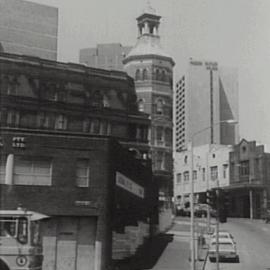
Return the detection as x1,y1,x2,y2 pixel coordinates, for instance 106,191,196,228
0,52,158,270
175,59,239,151
174,144,232,207
228,139,270,219
0,0,58,60
79,43,132,71
123,6,174,208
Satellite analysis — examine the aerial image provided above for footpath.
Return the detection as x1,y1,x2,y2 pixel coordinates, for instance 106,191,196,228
114,217,210,270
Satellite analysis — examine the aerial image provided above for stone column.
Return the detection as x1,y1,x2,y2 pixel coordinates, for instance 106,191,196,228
5,154,14,185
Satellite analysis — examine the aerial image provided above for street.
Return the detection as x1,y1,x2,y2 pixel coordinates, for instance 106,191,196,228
143,217,270,270
204,218,270,270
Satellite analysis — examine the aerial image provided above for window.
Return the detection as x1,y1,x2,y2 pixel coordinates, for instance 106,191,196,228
156,126,163,142
193,170,197,180
55,115,67,130
103,95,110,107
7,111,19,126
138,99,144,112
14,156,51,186
156,99,163,115
223,164,228,178
91,119,100,134
161,70,166,81
20,112,36,128
240,160,249,176
100,121,108,135
164,153,172,171
184,171,189,182
155,69,160,80
156,152,163,170
135,69,141,81
165,129,172,146
0,157,6,184
210,166,218,181
68,117,83,132
37,112,49,129
76,159,89,187
142,69,148,80
202,168,206,181
177,173,182,184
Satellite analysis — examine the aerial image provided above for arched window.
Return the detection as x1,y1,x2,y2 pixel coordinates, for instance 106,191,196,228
142,69,148,80
156,98,164,115
155,69,160,81
161,70,166,81
135,69,141,81
138,99,144,112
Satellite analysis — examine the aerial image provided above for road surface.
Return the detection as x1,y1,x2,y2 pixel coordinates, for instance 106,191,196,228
205,218,270,270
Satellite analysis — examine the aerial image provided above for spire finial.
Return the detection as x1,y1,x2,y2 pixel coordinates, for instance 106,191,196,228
144,0,156,14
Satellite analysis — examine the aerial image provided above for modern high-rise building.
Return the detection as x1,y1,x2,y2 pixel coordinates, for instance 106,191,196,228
123,5,175,209
0,0,58,60
79,43,132,71
175,59,239,151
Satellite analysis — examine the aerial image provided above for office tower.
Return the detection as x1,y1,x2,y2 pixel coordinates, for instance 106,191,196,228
175,59,239,151
79,43,132,71
0,0,58,60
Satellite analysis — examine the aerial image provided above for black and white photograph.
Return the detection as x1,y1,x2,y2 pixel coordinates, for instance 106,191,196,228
0,0,269,270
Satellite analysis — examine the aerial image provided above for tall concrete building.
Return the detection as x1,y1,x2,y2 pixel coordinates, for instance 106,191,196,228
123,5,175,209
175,59,239,151
79,43,132,71
0,0,58,60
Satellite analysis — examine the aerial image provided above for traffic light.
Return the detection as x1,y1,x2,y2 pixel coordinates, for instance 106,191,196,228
206,189,217,209
219,190,230,223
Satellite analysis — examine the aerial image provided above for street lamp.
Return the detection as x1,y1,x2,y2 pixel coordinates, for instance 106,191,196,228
189,119,237,270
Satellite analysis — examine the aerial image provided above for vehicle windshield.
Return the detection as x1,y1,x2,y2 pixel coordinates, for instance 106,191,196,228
0,218,16,237
31,221,41,246
0,216,28,244
17,217,28,244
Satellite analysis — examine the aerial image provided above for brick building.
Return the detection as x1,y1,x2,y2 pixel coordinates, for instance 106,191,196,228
228,139,270,219
123,5,174,217
0,52,157,270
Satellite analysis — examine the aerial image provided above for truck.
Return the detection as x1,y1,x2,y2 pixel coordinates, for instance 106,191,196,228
0,208,48,270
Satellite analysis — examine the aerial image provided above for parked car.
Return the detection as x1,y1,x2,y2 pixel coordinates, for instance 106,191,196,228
208,238,239,262
210,231,235,243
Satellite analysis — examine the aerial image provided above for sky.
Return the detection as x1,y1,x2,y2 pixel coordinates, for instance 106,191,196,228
31,0,270,150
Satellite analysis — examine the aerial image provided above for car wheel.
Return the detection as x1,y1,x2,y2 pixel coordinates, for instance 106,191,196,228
209,257,215,263
235,255,240,263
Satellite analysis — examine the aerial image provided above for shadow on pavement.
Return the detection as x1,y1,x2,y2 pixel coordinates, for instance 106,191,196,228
113,233,174,270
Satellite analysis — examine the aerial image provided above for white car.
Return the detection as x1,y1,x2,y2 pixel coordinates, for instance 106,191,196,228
210,231,235,243
208,238,239,262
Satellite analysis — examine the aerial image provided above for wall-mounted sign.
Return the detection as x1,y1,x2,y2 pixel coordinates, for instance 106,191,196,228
74,200,91,206
116,172,144,199
12,137,26,148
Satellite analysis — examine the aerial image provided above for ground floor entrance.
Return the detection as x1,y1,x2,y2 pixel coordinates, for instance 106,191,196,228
229,188,266,219
41,216,97,270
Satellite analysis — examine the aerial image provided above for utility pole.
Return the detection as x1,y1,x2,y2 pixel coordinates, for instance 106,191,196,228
189,141,195,270
215,188,220,270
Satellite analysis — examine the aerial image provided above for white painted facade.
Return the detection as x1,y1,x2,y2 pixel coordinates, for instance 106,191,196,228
173,144,233,205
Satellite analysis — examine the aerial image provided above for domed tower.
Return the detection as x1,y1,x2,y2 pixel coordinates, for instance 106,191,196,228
123,3,175,208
